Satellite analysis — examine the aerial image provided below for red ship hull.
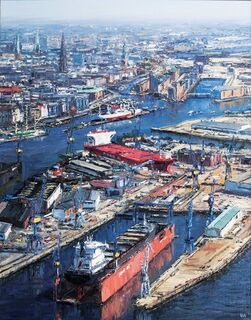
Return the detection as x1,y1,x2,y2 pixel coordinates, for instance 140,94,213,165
99,224,174,302
85,143,173,172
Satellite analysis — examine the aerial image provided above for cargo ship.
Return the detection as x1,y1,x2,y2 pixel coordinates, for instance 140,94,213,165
58,243,173,319
63,221,175,303
84,129,173,172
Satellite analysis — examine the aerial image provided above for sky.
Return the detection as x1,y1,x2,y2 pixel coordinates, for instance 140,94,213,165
2,0,251,24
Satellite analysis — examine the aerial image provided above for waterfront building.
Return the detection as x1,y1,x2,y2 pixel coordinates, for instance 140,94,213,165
225,173,251,196
212,85,247,101
205,206,241,238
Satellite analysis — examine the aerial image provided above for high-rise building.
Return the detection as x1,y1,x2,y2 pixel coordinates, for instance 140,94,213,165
59,33,67,73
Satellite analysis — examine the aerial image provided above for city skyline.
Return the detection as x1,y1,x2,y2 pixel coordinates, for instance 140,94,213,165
2,0,251,24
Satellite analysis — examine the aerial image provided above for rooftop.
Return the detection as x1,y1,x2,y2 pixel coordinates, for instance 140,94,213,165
213,85,243,91
227,172,251,184
207,206,240,231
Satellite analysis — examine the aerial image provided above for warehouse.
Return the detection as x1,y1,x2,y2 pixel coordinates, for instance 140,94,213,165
192,121,250,134
205,206,241,238
225,173,251,195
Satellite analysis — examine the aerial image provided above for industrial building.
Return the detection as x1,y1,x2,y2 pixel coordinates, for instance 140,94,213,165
211,85,247,101
205,206,241,238
225,173,251,195
192,121,251,135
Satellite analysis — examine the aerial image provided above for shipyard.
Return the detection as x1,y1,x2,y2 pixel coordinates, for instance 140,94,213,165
0,1,251,319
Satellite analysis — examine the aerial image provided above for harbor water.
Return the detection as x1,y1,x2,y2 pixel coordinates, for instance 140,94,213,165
0,79,250,319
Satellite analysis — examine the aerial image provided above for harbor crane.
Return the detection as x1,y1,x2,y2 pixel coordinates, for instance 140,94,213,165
26,176,46,254
73,187,85,228
15,139,23,164
199,140,206,174
189,144,200,190
225,136,235,181
65,106,77,156
207,179,216,226
185,201,194,254
53,233,61,301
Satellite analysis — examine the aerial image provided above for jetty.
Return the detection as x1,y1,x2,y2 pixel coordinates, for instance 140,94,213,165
136,214,251,310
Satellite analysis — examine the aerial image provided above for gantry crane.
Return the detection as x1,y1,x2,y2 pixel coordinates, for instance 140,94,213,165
185,201,194,254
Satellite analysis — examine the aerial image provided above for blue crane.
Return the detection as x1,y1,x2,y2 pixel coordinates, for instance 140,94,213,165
189,144,200,190
185,201,194,254
53,233,61,301
199,140,206,174
206,179,216,225
26,176,46,254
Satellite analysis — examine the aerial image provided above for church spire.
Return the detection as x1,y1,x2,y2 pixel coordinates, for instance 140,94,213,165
15,34,21,55
121,42,128,67
59,33,67,73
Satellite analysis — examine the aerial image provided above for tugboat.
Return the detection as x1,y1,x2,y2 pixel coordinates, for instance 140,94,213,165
63,221,175,303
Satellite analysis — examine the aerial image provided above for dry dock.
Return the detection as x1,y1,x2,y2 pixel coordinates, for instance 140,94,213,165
136,215,251,310
152,116,251,143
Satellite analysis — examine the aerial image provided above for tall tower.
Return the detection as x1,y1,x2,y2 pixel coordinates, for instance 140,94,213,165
121,42,128,67
59,33,67,73
15,34,21,57
34,31,40,53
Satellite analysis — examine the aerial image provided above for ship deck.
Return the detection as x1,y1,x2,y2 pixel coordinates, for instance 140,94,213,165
87,143,173,165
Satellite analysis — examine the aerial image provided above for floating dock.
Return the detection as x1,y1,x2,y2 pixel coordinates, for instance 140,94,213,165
136,215,251,310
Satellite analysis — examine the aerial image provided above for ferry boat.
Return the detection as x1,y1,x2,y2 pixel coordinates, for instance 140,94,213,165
64,221,175,303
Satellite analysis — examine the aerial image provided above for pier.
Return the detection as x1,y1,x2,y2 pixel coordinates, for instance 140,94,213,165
136,214,251,310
